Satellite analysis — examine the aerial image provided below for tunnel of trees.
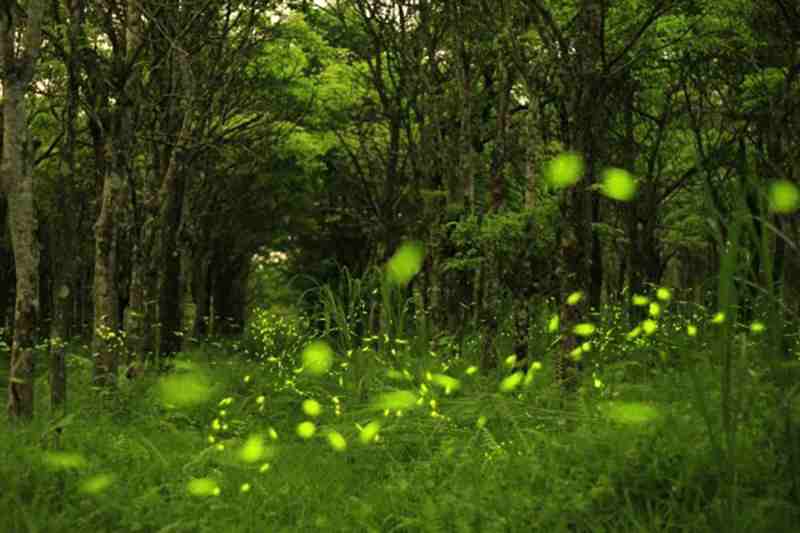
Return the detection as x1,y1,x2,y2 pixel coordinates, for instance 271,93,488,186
1,0,799,530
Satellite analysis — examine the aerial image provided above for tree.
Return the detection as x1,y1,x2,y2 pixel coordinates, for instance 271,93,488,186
1,0,46,420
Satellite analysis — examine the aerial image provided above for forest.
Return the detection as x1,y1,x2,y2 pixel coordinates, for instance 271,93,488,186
1,0,799,531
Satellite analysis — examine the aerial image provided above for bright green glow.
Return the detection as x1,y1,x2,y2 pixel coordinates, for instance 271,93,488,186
711,312,726,324
600,168,637,201
601,401,661,425
687,324,698,337
648,302,661,317
566,291,584,305
296,421,317,439
372,390,417,411
302,399,322,417
239,435,266,463
387,241,425,286
769,180,800,214
429,373,461,394
642,319,658,335
573,323,596,337
187,478,220,497
548,314,560,332
656,287,672,301
465,366,478,376
158,371,212,408
79,474,115,494
359,421,381,444
546,152,584,188
44,452,87,470
499,372,523,392
302,341,334,376
632,294,649,306
750,321,765,334
327,431,347,451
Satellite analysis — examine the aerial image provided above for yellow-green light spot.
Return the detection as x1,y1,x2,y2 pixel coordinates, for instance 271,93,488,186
546,152,584,188
240,483,251,493
158,371,212,408
238,435,266,463
566,291,584,306
371,390,418,411
296,421,316,439
259,463,271,473
387,241,426,286
359,421,381,444
769,180,800,214
601,401,661,425
750,321,766,334
500,372,523,392
642,319,658,335
573,323,596,337
476,415,487,429
687,324,698,337
429,373,461,394
632,294,649,306
79,474,115,495
504,355,517,368
627,326,642,339
648,302,661,318
327,431,347,452
656,287,672,301
302,399,322,417
711,312,726,324
302,340,334,376
600,167,637,201
548,314,560,332
465,366,478,376
187,478,220,497
44,452,87,471
268,427,278,440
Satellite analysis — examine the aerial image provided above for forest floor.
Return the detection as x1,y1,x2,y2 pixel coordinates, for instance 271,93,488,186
1,321,799,532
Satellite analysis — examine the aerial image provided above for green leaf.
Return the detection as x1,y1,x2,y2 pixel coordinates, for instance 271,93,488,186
371,390,417,411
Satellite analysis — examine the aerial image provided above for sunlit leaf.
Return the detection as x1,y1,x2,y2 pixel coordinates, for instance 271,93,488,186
546,152,584,188
600,168,637,201
769,180,800,214
302,341,334,376
387,241,426,286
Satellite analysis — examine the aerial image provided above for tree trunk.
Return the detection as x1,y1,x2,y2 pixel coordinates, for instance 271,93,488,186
2,0,45,421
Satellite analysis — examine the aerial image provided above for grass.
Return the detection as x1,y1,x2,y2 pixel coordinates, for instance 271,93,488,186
1,291,798,533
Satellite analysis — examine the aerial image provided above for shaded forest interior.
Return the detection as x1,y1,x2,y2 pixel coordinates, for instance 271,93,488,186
1,0,800,532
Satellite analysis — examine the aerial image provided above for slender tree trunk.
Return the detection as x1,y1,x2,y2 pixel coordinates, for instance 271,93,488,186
2,0,45,421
